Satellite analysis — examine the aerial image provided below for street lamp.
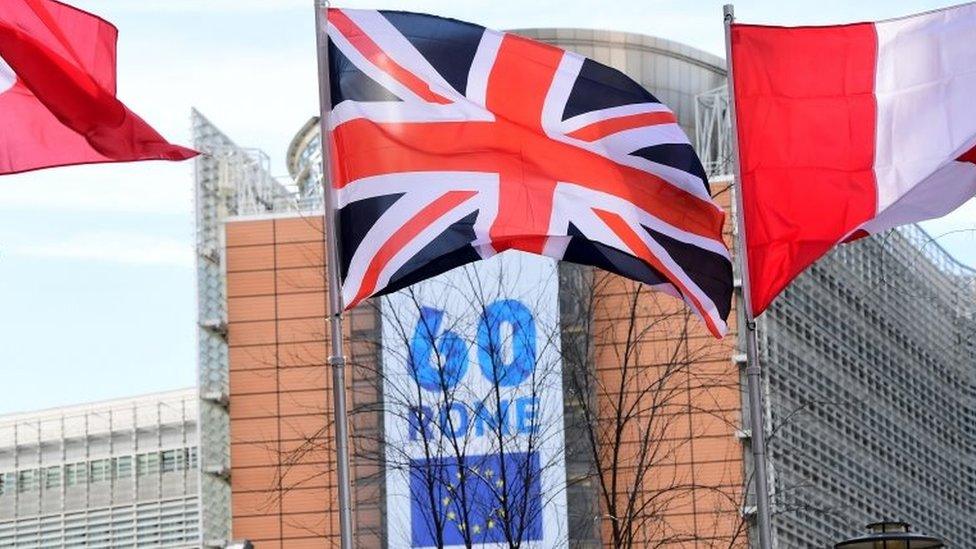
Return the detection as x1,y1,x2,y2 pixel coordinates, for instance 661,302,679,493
834,522,944,549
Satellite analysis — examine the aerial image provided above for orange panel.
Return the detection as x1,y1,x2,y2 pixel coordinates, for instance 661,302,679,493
273,537,330,549
276,292,327,320
279,438,332,462
279,487,331,514
230,393,279,420
276,241,325,268
276,342,328,368
232,464,283,493
693,436,743,464
233,514,282,542
281,512,330,539
229,368,278,396
226,220,274,247
277,318,326,344
227,270,275,298
231,441,281,469
688,411,740,439
279,414,329,443
274,216,325,243
229,345,278,371
280,463,332,490
226,245,275,272
276,267,327,294
279,389,328,417
228,295,276,323
228,321,278,347
279,366,329,393
233,490,280,517
230,417,279,444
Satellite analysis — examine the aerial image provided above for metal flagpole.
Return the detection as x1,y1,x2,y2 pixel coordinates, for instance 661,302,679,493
313,2,355,549
723,5,774,549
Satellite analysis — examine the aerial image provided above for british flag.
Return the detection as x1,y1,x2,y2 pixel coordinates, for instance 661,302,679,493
326,9,733,336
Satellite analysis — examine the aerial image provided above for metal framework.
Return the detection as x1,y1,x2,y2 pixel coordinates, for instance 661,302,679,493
0,389,199,548
191,110,297,547
695,84,734,178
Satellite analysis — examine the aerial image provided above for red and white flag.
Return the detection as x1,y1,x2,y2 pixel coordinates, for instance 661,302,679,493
731,4,976,314
0,0,195,175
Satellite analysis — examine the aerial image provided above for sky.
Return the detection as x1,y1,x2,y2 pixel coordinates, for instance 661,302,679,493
0,0,973,414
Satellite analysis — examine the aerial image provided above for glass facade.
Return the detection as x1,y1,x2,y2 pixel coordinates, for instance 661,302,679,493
0,389,201,548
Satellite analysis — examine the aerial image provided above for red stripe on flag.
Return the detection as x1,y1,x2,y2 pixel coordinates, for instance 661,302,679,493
731,22,879,314
566,111,677,142
593,207,722,337
328,9,452,105
484,34,567,254
957,144,976,165
331,118,726,242
346,190,477,309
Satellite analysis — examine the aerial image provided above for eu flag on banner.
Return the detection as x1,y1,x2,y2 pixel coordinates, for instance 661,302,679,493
410,452,543,546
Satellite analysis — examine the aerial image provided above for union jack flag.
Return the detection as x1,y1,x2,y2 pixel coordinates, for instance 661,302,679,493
326,9,733,336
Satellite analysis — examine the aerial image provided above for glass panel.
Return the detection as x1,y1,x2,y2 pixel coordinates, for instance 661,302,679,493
136,453,159,477
45,467,61,489
115,456,133,478
161,450,177,473
90,459,110,483
17,469,37,492
65,463,87,486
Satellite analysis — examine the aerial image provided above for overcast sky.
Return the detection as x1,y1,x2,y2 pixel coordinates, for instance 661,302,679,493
0,0,972,414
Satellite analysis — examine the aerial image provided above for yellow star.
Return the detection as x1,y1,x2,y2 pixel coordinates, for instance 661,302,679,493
483,469,494,479
487,519,495,529
458,522,466,532
442,496,450,506
472,524,482,534
447,511,456,521
495,479,503,488
455,471,462,479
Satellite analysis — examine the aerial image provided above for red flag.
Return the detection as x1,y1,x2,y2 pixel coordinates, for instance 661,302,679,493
730,4,976,315
0,0,195,175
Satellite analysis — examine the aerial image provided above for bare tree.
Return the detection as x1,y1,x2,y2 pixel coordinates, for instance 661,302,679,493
559,265,749,549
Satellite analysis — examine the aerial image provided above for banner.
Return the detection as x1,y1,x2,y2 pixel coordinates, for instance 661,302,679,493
381,251,568,548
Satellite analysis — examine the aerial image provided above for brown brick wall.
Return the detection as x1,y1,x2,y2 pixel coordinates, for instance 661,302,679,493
225,183,745,548
584,180,746,547
226,215,340,548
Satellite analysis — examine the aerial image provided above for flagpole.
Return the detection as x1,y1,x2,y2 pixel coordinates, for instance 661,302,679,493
314,3,355,549
723,5,774,549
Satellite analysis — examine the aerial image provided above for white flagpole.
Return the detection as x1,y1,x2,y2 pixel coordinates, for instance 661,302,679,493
313,2,355,549
723,5,774,549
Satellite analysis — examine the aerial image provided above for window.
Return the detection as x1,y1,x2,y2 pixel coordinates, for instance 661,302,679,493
115,456,133,479
89,459,110,483
65,463,87,486
17,469,37,493
187,447,198,470
136,453,159,477
161,450,179,474
45,467,61,490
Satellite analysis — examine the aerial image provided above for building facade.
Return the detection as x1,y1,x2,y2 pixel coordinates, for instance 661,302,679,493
697,90,976,545
201,28,746,548
195,24,975,549
0,389,200,548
